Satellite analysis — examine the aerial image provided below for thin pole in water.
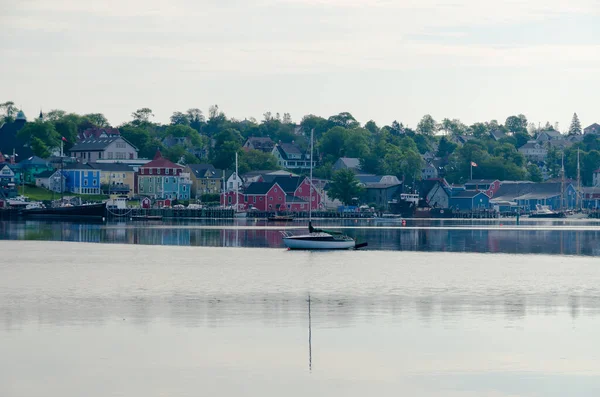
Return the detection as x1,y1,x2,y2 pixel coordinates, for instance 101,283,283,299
308,293,312,372
309,129,313,223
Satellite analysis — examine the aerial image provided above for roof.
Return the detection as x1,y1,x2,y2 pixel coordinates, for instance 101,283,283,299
89,163,135,172
19,156,49,166
465,179,497,185
15,111,26,121
261,175,305,193
140,150,183,169
518,141,543,150
63,162,95,170
490,130,506,140
335,157,361,169
35,170,56,178
187,164,220,179
275,142,305,160
513,192,561,200
246,137,274,146
452,190,489,198
245,182,278,195
539,129,562,138
78,127,120,140
492,181,566,201
70,136,132,152
356,174,382,184
365,183,402,189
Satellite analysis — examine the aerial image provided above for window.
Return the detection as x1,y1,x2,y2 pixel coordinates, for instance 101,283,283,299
150,168,153,175
93,179,97,186
259,197,263,201
268,204,272,209
279,197,282,201
253,196,256,203
298,187,302,193
149,185,153,193
140,185,144,192
166,168,170,175
228,196,232,204
269,196,273,201
108,152,113,159
84,179,88,186
274,188,277,192
183,186,186,192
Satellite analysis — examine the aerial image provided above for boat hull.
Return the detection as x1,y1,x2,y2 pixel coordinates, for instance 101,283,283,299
21,203,106,219
283,235,356,250
529,213,565,219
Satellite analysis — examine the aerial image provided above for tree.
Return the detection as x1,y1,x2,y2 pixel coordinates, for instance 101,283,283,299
282,113,292,124
437,136,458,158
364,120,379,134
45,109,67,122
238,149,279,174
211,128,243,169
327,112,359,129
527,164,543,182
170,111,191,126
327,169,364,205
0,101,18,122
30,137,51,158
505,114,528,134
319,126,348,161
186,108,205,132
17,121,60,156
131,108,154,124
85,113,110,127
417,114,437,135
568,113,582,135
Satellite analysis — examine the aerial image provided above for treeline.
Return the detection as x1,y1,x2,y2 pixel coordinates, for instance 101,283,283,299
2,101,598,185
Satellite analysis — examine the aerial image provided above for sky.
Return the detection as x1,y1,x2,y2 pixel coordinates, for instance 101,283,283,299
1,0,599,130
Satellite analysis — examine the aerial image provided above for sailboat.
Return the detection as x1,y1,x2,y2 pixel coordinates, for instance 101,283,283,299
282,130,365,250
233,152,247,218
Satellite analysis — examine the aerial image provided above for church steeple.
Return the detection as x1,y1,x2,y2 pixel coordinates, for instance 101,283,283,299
39,109,44,120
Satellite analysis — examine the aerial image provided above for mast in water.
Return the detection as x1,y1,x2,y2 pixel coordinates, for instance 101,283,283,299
309,129,313,225
577,148,581,210
235,151,238,212
561,151,565,210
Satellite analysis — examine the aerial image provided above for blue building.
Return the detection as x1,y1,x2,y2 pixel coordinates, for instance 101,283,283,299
514,184,577,211
62,163,101,195
450,191,490,210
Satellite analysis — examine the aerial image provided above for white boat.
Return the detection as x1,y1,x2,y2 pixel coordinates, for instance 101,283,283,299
282,130,363,250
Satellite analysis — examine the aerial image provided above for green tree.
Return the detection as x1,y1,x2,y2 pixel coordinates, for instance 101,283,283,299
417,114,437,135
527,164,543,182
170,111,191,126
505,115,528,134
131,108,154,125
568,113,582,135
319,126,348,161
436,136,457,157
17,121,60,157
53,119,78,151
0,101,18,122
364,120,379,134
211,128,243,169
85,113,110,127
327,112,359,129
238,149,279,174
327,169,364,205
187,108,205,132
546,146,563,178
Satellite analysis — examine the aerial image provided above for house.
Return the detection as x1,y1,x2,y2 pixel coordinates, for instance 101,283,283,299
450,135,473,146
364,183,402,210
62,163,101,195
78,127,120,141
243,137,275,153
490,130,506,141
536,130,562,142
137,150,191,200
0,110,34,159
271,142,315,170
0,164,16,186
421,163,438,180
186,164,223,198
464,179,501,198
582,187,600,209
332,157,361,173
15,156,54,184
450,190,490,210
220,175,322,212
35,170,65,193
90,163,136,197
69,136,138,163
584,123,600,135
518,141,547,161
356,174,402,186
491,181,576,211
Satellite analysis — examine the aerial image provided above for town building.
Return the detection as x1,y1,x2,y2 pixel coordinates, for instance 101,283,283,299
243,137,275,153
421,163,438,180
332,157,361,173
90,163,136,197
69,136,138,163
450,190,490,210
271,142,315,170
490,181,576,211
536,130,562,142
62,163,101,195
77,127,120,141
186,164,223,198
137,151,191,200
518,141,547,162
582,187,600,209
584,123,600,135
35,170,65,193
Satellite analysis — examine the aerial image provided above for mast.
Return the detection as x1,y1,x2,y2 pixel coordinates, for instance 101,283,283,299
561,151,565,210
235,151,238,212
308,293,312,372
309,129,313,223
577,148,581,210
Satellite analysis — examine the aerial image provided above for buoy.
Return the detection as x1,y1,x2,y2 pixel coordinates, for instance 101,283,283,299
401,219,406,226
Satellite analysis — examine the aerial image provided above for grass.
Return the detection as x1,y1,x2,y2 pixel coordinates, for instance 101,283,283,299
18,186,108,202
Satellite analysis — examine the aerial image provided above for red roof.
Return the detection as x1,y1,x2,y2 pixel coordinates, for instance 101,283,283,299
141,150,183,169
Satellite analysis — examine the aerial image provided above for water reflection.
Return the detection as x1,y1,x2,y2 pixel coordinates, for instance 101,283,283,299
1,219,600,255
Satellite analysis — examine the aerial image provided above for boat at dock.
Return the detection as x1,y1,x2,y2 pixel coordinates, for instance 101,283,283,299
528,205,565,219
21,202,107,219
268,214,295,222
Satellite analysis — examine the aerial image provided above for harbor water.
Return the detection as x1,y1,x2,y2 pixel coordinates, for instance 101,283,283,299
2,219,600,396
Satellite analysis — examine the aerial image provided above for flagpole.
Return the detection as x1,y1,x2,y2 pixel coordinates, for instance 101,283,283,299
470,162,472,180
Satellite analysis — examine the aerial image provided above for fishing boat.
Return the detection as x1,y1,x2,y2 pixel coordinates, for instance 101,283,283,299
528,204,565,219
21,202,107,219
282,130,366,250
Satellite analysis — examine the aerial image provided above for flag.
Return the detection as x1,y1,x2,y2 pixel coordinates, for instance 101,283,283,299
470,161,478,167
61,137,68,142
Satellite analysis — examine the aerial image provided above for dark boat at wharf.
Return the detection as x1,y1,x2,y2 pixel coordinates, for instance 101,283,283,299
267,214,295,222
20,203,107,220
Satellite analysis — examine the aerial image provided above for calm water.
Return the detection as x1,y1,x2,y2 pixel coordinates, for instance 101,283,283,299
2,222,600,396
1,218,600,255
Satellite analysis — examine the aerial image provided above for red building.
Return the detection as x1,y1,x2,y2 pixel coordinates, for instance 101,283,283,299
220,175,321,212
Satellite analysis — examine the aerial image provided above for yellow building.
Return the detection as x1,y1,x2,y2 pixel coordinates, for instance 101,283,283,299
186,164,224,199
90,163,136,197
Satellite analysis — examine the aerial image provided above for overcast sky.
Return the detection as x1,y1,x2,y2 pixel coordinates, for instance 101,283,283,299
1,0,599,130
